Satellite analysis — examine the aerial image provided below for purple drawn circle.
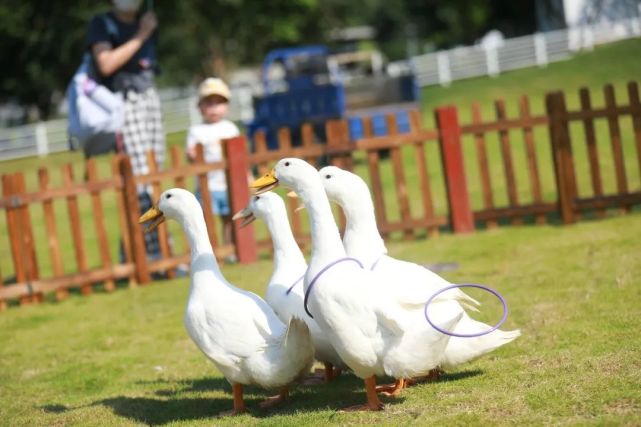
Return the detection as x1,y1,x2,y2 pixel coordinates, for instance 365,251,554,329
424,283,508,338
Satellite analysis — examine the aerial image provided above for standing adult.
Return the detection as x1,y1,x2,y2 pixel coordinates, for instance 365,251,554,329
87,0,164,259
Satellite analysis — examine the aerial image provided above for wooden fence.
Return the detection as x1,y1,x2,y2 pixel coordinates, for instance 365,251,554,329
1,82,640,310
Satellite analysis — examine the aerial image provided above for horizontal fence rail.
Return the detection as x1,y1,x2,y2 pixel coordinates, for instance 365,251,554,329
2,82,641,310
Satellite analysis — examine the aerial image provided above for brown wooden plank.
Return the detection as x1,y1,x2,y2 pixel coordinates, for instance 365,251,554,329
14,173,39,283
112,156,135,287
298,122,315,247
62,164,91,295
170,145,190,254
386,113,414,239
0,178,122,209
119,156,151,284
38,168,64,277
244,130,441,166
133,162,225,186
578,87,605,218
409,110,438,237
471,102,497,228
195,144,220,249
495,99,522,225
474,202,558,222
574,191,641,210
338,119,354,171
277,127,293,153
147,151,175,279
0,263,135,301
378,215,449,234
325,120,343,167
3,175,27,285
628,82,641,190
253,131,270,176
86,160,116,291
461,115,549,134
3,174,38,305
546,91,577,224
519,96,546,224
35,169,67,302
357,129,440,146
564,104,640,121
604,85,628,212
301,123,316,164
362,116,389,239
325,120,347,230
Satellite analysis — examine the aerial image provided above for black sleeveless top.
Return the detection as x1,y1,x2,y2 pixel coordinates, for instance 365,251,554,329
86,12,157,93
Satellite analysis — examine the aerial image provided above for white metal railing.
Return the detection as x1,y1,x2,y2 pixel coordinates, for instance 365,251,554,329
1,16,640,162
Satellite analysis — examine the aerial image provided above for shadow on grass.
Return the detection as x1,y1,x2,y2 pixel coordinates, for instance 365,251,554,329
438,369,484,382
40,370,482,424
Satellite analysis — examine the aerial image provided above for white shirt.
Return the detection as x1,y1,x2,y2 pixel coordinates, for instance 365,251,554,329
186,120,240,192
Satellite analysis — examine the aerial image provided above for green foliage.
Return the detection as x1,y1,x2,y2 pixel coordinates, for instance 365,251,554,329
0,0,104,118
1,0,542,119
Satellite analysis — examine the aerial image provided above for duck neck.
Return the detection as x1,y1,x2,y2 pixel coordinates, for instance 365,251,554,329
264,211,306,272
178,210,224,280
296,181,346,263
340,193,387,263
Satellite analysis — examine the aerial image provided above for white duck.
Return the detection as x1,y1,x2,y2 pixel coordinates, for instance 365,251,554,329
318,166,521,370
139,188,314,415
232,191,346,382
251,159,464,410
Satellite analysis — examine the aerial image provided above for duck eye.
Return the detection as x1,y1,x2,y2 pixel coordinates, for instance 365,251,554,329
166,194,172,199
325,174,331,179
285,161,290,166
255,196,260,201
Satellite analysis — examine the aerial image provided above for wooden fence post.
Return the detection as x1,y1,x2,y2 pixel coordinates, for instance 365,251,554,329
435,106,475,234
224,136,257,264
2,175,28,288
119,156,151,284
546,91,577,224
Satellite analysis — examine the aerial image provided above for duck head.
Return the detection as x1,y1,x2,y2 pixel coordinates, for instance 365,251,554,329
319,165,372,207
232,191,286,228
139,188,200,232
250,158,318,195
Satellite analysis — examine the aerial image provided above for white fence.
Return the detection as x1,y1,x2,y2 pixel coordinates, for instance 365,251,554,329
1,16,640,162
408,16,641,87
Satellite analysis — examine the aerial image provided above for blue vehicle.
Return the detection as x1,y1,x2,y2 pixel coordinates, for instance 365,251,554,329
248,45,420,149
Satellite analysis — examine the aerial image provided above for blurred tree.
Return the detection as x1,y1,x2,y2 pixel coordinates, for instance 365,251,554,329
0,0,103,120
0,0,540,120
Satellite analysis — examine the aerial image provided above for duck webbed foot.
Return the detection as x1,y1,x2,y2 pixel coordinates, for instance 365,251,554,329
342,376,385,411
302,362,342,385
377,378,406,397
408,368,444,386
259,386,289,409
219,383,247,416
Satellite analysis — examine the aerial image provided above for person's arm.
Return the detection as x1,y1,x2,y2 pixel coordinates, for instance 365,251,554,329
91,12,157,77
186,127,198,163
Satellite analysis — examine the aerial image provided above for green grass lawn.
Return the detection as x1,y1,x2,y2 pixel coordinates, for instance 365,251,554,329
1,213,640,426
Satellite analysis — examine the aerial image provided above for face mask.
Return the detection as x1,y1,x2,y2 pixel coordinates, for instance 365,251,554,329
113,0,143,12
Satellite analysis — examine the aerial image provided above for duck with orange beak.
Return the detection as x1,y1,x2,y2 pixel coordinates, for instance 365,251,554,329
139,188,314,415
250,159,464,410
232,192,346,384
